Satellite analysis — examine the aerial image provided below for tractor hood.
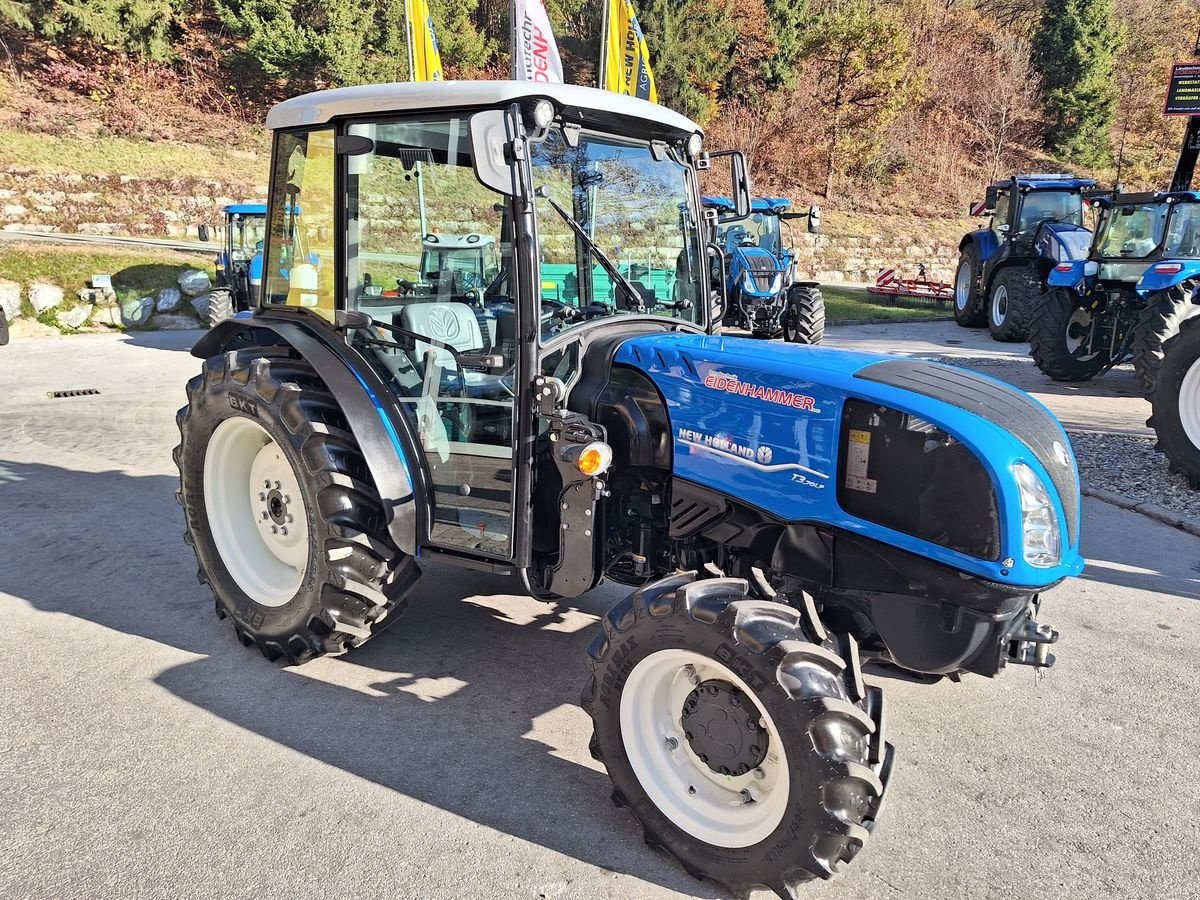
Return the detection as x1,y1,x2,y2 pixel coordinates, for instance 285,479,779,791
613,333,1084,589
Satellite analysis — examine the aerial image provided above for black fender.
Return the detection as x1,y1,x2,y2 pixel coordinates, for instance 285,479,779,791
193,312,422,557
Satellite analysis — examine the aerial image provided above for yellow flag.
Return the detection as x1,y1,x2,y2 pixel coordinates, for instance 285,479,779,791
602,0,657,103
407,0,444,82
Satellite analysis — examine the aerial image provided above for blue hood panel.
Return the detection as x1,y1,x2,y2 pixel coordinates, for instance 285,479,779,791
613,333,1084,587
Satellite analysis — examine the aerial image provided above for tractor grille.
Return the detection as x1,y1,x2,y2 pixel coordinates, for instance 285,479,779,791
744,254,781,293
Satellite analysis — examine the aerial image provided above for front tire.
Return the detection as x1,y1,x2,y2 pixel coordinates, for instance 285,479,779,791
988,267,1039,342
1149,317,1200,489
782,285,825,345
175,347,418,663
953,249,985,327
208,287,234,328
583,574,891,898
1131,283,1200,393
1029,288,1110,381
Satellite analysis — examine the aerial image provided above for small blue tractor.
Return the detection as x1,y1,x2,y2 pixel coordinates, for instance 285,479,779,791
1030,192,1200,390
705,195,825,343
955,174,1095,341
198,202,268,325
175,82,1081,897
1142,193,1200,484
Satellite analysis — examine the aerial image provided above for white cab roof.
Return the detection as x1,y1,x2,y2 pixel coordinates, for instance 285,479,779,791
266,80,701,138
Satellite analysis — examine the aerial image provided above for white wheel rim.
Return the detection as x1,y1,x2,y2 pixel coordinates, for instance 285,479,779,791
1064,307,1098,359
204,416,309,607
1180,354,1200,449
619,648,790,848
991,284,1008,327
955,262,971,310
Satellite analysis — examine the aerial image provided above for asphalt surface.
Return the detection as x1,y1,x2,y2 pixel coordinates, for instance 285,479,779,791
1,325,1198,900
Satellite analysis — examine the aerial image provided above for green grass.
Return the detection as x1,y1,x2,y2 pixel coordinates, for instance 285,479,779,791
822,284,951,323
0,129,268,184
0,243,216,302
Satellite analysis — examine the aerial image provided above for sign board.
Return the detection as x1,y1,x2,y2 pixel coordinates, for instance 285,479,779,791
969,200,989,217
1165,62,1200,116
90,274,112,289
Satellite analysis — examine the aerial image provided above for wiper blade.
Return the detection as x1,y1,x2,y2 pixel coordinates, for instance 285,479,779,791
537,191,651,311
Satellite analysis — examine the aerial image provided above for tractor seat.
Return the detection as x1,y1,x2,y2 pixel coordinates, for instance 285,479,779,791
396,301,506,400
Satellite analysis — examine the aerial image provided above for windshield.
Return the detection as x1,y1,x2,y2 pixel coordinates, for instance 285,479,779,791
1017,190,1084,233
1096,203,1169,259
232,214,266,260
530,127,703,341
716,211,783,256
1164,202,1200,259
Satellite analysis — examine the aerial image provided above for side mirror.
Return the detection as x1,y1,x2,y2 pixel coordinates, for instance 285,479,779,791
706,150,753,218
197,224,211,242
807,205,822,234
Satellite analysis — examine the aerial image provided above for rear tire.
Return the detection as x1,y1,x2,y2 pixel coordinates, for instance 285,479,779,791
583,573,892,898
988,267,1038,342
1149,317,1200,489
1131,283,1200,393
174,346,418,663
953,249,985,327
782,285,825,345
1029,288,1110,381
208,287,234,328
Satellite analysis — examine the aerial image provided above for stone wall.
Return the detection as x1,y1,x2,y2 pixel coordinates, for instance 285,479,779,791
793,232,962,285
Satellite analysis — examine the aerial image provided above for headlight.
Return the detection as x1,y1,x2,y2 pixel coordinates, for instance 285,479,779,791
1013,462,1061,567
742,271,757,292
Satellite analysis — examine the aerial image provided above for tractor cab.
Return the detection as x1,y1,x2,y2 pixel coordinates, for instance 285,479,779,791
1133,191,1200,297
955,174,1095,340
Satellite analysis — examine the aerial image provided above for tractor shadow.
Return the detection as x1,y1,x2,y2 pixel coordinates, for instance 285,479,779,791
0,459,719,897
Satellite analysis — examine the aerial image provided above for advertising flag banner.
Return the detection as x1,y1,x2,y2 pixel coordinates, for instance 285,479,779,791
406,0,444,82
512,0,565,83
601,0,657,103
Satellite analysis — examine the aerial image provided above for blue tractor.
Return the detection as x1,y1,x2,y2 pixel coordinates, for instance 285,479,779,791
198,202,268,325
955,174,1095,341
705,195,825,343
1142,193,1200,484
175,82,1081,898
1029,192,1200,389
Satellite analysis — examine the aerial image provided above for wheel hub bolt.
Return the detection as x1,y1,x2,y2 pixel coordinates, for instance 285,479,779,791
665,737,678,751
739,789,754,804
270,525,278,534
286,514,294,523
687,786,696,796
264,480,271,488
261,511,268,520
683,664,699,685
280,527,288,536
753,767,765,780
258,492,266,501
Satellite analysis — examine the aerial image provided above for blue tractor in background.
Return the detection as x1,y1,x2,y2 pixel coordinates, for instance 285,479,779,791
1029,192,1200,390
955,174,1095,341
705,196,826,343
198,202,268,326
1141,192,1200,484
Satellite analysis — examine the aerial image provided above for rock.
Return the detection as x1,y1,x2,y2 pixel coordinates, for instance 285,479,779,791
151,313,205,330
190,293,209,319
56,304,93,330
0,279,20,320
177,269,212,297
93,305,122,327
29,283,64,313
121,296,155,328
77,287,116,305
156,286,182,312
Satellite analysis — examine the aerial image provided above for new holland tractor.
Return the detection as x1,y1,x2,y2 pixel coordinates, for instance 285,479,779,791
175,82,1081,898
955,174,1095,341
704,195,825,343
1029,192,1200,389
1144,194,1200,486
199,202,268,326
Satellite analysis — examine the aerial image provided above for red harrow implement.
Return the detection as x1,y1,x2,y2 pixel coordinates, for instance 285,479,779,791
867,264,954,307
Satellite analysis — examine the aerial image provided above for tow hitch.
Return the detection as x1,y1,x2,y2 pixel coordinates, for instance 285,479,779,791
1006,617,1060,669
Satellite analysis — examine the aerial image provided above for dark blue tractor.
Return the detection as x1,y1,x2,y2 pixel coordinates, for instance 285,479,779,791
1141,193,1200,484
198,202,267,325
955,174,1095,341
175,83,1081,898
1030,192,1200,390
705,195,825,343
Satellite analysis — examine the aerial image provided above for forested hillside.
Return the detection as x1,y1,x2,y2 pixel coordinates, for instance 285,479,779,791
0,0,1195,212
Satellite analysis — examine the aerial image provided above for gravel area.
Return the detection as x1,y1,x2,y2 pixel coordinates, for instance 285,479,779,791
1068,430,1200,521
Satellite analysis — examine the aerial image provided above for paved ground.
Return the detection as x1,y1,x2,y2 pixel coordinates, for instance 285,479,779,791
2,326,1198,900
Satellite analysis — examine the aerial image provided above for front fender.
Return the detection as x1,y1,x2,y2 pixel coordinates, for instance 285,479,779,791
193,310,421,556
1136,261,1200,298
961,228,999,263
